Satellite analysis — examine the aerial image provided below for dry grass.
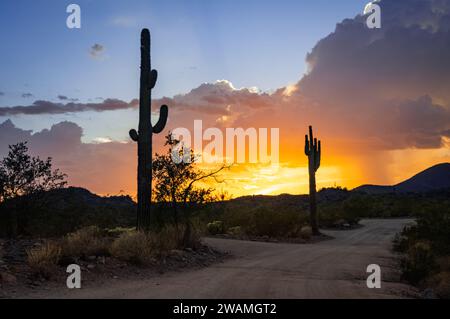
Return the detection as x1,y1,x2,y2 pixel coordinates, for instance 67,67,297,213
437,256,450,272
207,221,225,235
152,225,182,253
435,272,450,299
26,241,62,278
110,224,201,265
427,271,450,299
227,226,243,237
300,226,313,240
431,257,450,299
109,230,154,265
62,226,110,258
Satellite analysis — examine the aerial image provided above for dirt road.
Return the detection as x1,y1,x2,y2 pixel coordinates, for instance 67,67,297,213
29,219,417,299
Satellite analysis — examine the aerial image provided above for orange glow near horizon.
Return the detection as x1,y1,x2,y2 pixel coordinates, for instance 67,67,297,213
82,142,450,199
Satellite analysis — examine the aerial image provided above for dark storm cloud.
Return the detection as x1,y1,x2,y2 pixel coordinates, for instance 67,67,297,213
291,0,450,149
2,0,449,152
0,120,136,195
0,99,139,116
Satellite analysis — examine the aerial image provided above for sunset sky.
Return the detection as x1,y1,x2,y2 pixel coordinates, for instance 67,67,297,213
1,0,449,197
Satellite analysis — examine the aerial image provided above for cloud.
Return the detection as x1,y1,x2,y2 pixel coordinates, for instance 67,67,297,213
0,80,271,118
288,0,450,149
89,44,105,59
92,137,114,144
0,92,4,96
21,93,33,98
146,0,450,186
57,95,79,102
6,0,450,151
156,80,274,115
0,99,138,116
1,0,449,195
0,120,32,150
0,120,136,196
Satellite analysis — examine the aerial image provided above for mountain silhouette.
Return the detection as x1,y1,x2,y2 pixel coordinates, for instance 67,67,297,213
354,163,450,194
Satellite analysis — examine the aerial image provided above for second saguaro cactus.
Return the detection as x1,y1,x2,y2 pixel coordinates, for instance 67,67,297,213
304,126,321,235
130,29,168,231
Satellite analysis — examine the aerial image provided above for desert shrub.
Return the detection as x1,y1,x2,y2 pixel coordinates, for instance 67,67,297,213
427,272,450,299
105,227,134,238
341,196,366,224
62,226,110,258
227,226,243,237
415,208,450,255
393,233,409,253
180,223,203,250
395,205,450,297
389,198,414,217
318,204,343,227
401,241,437,284
221,208,253,231
110,231,153,265
190,217,208,237
207,221,225,235
300,226,313,240
437,256,450,272
247,207,303,237
152,224,184,253
218,204,307,238
318,197,364,227
26,241,62,278
109,225,200,264
393,225,418,253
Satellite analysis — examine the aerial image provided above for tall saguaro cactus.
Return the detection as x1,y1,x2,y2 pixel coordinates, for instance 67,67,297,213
129,29,168,231
304,126,321,235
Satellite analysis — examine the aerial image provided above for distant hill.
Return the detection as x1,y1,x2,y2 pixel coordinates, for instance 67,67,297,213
354,163,450,194
0,187,136,237
220,188,350,215
42,187,136,208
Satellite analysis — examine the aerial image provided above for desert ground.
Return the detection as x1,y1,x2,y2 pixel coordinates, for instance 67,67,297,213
23,219,417,299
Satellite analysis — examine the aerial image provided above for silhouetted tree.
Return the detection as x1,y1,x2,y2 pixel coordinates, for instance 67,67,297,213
153,134,225,245
0,142,67,237
0,142,67,202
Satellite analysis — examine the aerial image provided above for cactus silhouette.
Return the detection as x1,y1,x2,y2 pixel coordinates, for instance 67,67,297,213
304,126,321,235
129,29,168,231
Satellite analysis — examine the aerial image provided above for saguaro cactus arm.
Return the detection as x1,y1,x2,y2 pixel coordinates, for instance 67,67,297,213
304,134,310,156
129,104,168,140
152,104,169,134
150,70,158,89
129,129,139,142
315,140,321,171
